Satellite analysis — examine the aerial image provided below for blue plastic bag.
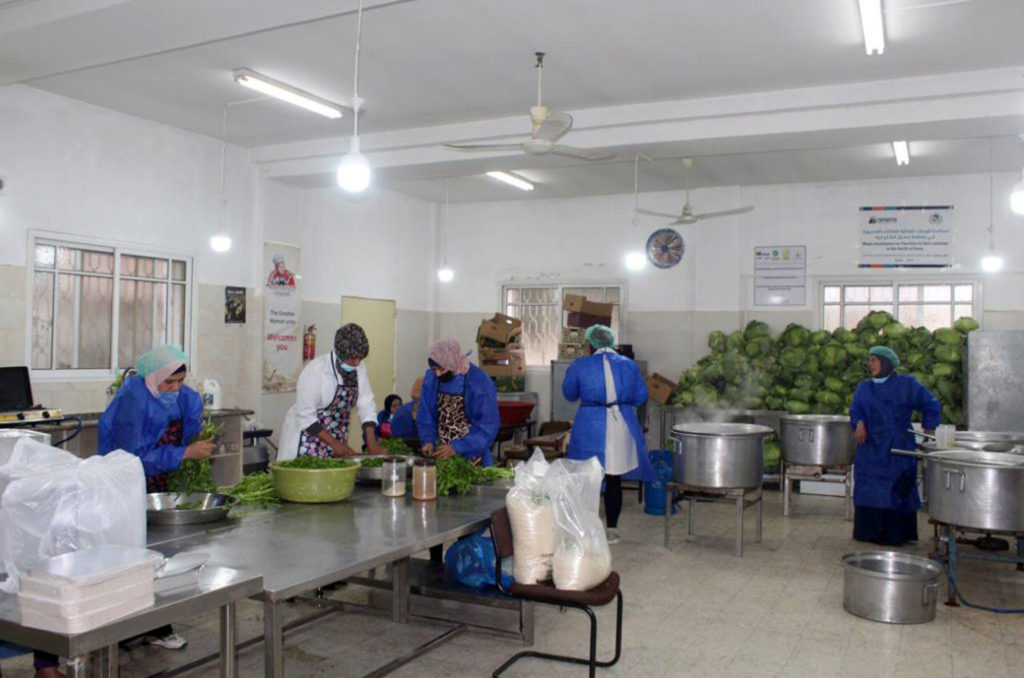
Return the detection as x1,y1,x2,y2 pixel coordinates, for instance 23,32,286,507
444,532,515,590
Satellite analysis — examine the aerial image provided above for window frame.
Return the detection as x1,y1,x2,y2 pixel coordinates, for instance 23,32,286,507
500,281,628,368
817,276,982,332
26,231,194,382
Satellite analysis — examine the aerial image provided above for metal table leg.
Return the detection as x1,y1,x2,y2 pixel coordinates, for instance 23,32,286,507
264,599,284,678
844,469,853,521
782,463,791,517
663,486,672,548
735,493,744,558
392,557,409,623
220,602,237,678
687,497,695,536
756,490,764,544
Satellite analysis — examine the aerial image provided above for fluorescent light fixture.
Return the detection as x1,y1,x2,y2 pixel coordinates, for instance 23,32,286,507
858,0,885,56
892,140,910,166
1011,171,1024,215
486,171,534,191
209,233,232,252
624,251,646,271
437,267,454,282
233,69,343,119
981,254,1004,273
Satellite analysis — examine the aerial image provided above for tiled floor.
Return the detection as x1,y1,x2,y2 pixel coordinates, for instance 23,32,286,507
5,489,1024,677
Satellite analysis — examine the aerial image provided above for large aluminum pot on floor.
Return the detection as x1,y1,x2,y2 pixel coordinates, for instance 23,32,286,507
841,551,942,624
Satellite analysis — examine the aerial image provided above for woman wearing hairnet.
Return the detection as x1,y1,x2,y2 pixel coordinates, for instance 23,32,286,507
417,339,500,466
850,345,941,545
98,344,211,651
562,325,654,545
279,324,385,460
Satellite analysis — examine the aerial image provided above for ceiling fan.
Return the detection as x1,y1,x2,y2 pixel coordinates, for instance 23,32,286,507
444,52,613,162
638,158,754,225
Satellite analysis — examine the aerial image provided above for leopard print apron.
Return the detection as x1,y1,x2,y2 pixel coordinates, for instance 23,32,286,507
436,378,477,463
298,361,359,458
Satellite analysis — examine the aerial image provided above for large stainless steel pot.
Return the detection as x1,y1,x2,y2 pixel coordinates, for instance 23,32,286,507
893,448,1024,531
671,422,773,489
953,430,1024,452
779,414,855,466
841,551,942,624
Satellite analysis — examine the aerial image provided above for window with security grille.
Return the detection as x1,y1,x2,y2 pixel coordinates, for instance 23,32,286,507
31,238,191,374
503,285,622,366
821,282,976,332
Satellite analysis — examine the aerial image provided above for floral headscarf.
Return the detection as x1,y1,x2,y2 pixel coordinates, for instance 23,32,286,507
428,339,471,376
334,324,369,361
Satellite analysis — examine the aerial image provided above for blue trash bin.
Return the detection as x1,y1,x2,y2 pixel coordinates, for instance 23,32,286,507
644,450,678,516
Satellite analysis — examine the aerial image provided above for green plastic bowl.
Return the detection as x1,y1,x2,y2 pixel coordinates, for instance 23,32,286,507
270,461,360,503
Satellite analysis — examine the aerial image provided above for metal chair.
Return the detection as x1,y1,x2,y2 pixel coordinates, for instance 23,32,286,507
489,507,623,677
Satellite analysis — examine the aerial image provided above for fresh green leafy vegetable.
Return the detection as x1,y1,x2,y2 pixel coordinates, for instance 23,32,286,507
167,459,215,493
174,500,203,510
360,457,385,468
276,457,359,470
379,438,416,456
222,472,279,508
436,457,514,496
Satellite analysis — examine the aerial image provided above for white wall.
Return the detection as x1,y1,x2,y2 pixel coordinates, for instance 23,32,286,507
0,85,257,286
436,173,1024,413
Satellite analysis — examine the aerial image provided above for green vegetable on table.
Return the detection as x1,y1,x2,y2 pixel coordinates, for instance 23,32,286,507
166,418,220,494
360,457,385,468
436,456,515,497
379,438,416,456
276,456,359,470
222,472,279,508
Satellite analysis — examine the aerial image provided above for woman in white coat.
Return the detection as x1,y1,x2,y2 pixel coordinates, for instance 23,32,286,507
279,324,385,459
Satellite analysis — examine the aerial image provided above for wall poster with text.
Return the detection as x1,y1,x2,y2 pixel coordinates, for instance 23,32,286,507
262,242,301,393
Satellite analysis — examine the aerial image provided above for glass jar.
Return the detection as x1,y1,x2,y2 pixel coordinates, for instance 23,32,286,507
382,456,406,497
412,458,437,501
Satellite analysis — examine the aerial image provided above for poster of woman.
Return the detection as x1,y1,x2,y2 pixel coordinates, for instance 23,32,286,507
262,243,302,393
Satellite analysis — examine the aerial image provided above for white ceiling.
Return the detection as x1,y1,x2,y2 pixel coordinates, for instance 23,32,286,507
6,0,1024,201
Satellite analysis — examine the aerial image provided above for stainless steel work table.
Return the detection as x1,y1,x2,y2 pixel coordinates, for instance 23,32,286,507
148,486,512,678
0,565,262,678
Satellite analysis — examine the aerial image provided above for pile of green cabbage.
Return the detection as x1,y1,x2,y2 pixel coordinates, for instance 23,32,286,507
670,313,978,427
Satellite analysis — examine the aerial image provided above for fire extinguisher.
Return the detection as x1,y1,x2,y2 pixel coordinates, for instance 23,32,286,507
303,324,317,361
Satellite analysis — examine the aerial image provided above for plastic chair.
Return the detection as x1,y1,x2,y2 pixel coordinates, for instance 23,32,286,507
489,507,623,677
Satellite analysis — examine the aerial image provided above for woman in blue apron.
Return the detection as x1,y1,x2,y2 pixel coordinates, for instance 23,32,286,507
850,345,941,545
279,324,384,460
99,345,212,651
417,339,499,465
562,325,654,545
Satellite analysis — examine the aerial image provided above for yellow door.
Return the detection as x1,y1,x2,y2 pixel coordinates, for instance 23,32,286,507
341,296,397,449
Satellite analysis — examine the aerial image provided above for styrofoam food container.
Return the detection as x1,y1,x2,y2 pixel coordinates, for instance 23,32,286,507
19,576,153,618
20,592,154,633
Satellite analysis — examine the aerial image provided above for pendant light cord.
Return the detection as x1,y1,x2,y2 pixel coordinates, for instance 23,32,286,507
219,104,229,230
351,0,364,138
987,139,996,251
441,179,450,266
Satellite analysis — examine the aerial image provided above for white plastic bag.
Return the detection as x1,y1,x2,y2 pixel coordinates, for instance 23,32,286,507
0,438,146,593
544,457,612,591
505,449,556,584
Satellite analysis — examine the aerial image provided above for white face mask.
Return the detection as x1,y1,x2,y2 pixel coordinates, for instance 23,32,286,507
872,375,890,384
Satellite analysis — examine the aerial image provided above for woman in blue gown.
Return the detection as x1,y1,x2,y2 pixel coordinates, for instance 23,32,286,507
850,345,941,545
562,325,654,544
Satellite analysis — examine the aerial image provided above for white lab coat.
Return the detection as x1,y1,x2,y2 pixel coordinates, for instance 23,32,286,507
278,353,378,460
597,348,638,476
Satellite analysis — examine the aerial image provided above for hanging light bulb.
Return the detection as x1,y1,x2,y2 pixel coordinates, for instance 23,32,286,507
210,233,232,252
981,254,1004,273
1011,170,1024,215
337,118,371,192
981,168,1003,273
437,267,454,282
624,251,646,270
337,0,371,193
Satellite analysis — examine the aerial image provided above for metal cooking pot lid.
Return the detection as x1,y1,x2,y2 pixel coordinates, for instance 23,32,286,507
926,449,1024,467
955,430,1024,444
672,422,774,437
779,414,849,424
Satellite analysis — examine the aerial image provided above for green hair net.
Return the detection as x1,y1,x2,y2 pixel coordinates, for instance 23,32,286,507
584,325,616,350
868,345,900,368
136,345,189,377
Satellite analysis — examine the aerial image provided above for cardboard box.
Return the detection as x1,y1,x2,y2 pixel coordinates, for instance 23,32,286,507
566,312,612,329
561,327,586,344
562,294,613,318
480,349,526,378
646,372,677,405
558,343,589,361
476,313,523,346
